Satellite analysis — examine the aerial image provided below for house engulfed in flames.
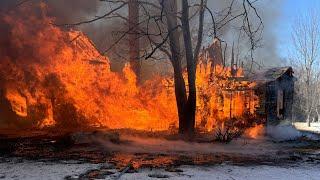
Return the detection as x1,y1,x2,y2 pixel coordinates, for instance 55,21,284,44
0,4,295,134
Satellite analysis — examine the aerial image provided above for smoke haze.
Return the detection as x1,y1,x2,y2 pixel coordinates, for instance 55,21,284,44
205,0,284,67
0,0,284,73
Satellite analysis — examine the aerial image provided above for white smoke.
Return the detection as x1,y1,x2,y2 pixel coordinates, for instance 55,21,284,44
266,124,302,141
266,121,320,141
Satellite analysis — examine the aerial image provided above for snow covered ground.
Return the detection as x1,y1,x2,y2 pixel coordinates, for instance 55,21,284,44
0,158,100,180
294,122,320,134
0,158,319,180
126,164,320,180
123,165,320,180
1,127,319,180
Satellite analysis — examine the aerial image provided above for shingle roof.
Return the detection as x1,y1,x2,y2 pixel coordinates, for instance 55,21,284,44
247,66,293,83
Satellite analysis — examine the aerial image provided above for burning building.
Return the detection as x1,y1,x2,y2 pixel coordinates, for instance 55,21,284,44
195,39,261,133
199,38,296,129
0,2,261,135
0,2,295,137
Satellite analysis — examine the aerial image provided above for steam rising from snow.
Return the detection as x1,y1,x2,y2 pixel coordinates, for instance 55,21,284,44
266,121,320,141
90,134,277,155
267,124,302,141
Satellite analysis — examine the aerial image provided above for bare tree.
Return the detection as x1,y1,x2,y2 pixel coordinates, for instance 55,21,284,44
161,0,187,135
291,11,320,126
160,0,205,136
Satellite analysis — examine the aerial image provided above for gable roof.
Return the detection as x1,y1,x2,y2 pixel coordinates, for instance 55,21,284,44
247,66,294,84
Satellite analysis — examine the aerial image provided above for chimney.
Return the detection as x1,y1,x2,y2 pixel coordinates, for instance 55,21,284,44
207,37,223,67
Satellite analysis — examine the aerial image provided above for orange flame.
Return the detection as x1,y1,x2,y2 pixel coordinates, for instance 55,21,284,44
0,3,260,133
244,124,265,139
195,62,259,132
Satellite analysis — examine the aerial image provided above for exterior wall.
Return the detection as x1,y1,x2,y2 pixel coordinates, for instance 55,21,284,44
254,84,267,118
264,73,294,125
265,81,278,125
282,74,294,121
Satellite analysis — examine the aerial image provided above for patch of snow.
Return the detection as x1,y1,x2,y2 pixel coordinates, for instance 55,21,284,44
0,158,99,180
294,122,320,134
1,158,320,180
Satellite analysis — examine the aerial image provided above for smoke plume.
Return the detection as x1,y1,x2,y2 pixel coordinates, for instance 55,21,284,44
205,0,284,68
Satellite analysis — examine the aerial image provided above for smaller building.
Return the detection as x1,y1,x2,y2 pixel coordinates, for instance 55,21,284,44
248,67,296,125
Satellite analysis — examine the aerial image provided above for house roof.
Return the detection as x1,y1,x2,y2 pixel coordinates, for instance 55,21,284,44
247,66,294,84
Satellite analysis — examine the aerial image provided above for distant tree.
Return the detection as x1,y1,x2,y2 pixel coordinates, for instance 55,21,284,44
291,11,320,126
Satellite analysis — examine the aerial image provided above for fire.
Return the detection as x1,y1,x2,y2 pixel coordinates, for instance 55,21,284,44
0,3,260,134
4,87,27,118
195,63,259,132
0,3,177,131
244,124,265,139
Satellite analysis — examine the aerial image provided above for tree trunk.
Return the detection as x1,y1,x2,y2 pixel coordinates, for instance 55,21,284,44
307,113,311,127
128,0,141,83
162,0,189,134
173,62,188,133
162,0,205,137
181,0,196,135
316,106,320,122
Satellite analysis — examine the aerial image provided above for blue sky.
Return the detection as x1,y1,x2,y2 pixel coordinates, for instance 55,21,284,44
277,0,320,59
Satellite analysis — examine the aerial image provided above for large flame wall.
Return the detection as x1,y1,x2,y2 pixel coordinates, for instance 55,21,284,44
0,4,177,131
0,4,259,133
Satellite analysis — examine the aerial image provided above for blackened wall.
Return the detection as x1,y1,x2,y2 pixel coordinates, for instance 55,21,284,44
265,72,294,125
